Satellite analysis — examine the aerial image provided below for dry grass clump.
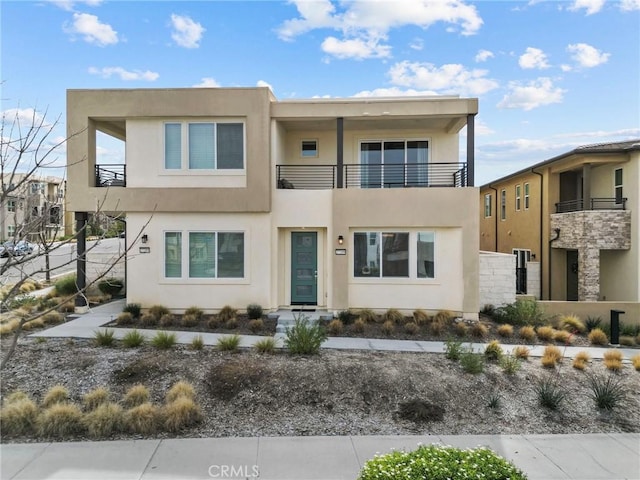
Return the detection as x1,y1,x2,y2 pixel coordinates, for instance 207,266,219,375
4,391,29,404
512,345,530,360
181,314,199,328
497,324,513,338
163,397,202,432
41,311,64,325
632,353,640,371
0,319,20,336
254,337,277,354
165,381,196,403
159,313,175,327
184,306,204,320
554,329,573,344
41,385,70,408
588,328,608,345
573,351,591,370
352,318,366,333
536,326,555,342
0,395,39,436
470,322,488,339
38,403,84,438
619,336,635,346
413,309,429,326
429,317,445,335
149,305,170,320
207,316,220,329
518,326,536,341
190,335,205,350
83,402,123,438
139,312,158,327
383,308,404,324
433,310,453,325
560,314,586,333
603,350,623,362
217,305,237,323
248,319,264,333
116,312,134,326
327,319,344,335
125,403,161,435
404,322,419,335
381,320,395,335
22,319,45,331
541,345,563,368
357,308,378,324
484,340,503,361
453,322,468,337
603,350,624,372
82,387,110,411
123,384,150,408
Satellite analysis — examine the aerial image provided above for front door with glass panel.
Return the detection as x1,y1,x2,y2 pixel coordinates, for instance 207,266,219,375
291,232,317,305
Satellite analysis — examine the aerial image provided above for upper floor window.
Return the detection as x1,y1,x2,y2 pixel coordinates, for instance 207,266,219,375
301,140,318,158
515,185,521,211
360,140,429,188
484,194,492,218
164,122,244,171
7,200,16,212
500,189,506,220
614,168,623,204
524,183,530,210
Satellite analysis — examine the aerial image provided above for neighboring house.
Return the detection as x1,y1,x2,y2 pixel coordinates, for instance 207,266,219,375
67,88,479,318
480,140,639,302
0,174,66,242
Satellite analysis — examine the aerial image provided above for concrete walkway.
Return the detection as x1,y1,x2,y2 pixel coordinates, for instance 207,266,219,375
2,433,639,479
29,299,640,360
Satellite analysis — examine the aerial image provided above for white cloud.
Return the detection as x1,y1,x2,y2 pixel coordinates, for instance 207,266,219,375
277,0,483,59
554,128,640,139
321,35,391,59
49,0,102,11
621,0,640,10
568,0,606,15
170,14,205,49
475,49,494,62
353,87,439,97
192,77,220,88
519,47,550,69
497,77,565,111
410,38,424,51
566,43,610,68
1,108,47,127
388,61,499,96
257,80,273,91
88,66,159,81
65,12,118,46
560,64,572,72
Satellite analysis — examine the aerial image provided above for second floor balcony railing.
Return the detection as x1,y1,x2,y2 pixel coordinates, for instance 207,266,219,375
555,197,627,213
95,164,126,187
276,162,467,189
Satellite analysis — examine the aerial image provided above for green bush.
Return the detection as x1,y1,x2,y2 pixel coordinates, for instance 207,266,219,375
184,306,204,320
98,278,124,296
246,303,263,320
535,377,567,410
217,334,241,352
585,316,602,332
484,340,503,361
444,338,463,361
123,303,142,318
54,275,78,296
93,329,116,347
151,331,177,349
495,299,545,326
122,330,145,348
190,335,205,350
459,348,484,374
586,373,626,411
284,315,327,355
254,337,277,353
499,354,522,375
358,444,527,480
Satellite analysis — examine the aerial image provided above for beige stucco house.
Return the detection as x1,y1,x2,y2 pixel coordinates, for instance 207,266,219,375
67,87,480,318
480,140,639,302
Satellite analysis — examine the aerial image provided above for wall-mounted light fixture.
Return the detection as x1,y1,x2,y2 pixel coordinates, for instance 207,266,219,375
338,235,344,245
531,253,536,260
141,234,148,244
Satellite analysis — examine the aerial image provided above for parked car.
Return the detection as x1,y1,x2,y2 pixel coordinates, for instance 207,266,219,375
15,240,35,255
0,241,15,258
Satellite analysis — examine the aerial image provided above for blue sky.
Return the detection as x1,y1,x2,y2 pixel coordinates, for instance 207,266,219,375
2,0,639,185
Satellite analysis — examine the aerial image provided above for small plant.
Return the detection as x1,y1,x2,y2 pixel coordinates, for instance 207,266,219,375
497,324,513,337
587,373,625,410
397,399,444,422
434,310,453,325
412,309,429,325
513,345,530,360
123,303,142,318
22,319,44,331
499,354,522,374
327,319,344,335
603,349,623,362
139,312,158,327
42,385,70,407
0,395,38,436
631,353,640,371
207,316,220,329
620,322,640,337
218,305,237,322
248,318,264,333
125,403,160,435
541,345,563,368
123,384,150,408
163,397,203,432
184,306,204,320
82,387,110,411
352,318,366,333
357,308,378,323
284,315,327,355
41,311,63,325
98,277,124,296
404,321,419,334
246,303,263,320
535,377,567,410
381,320,395,335
498,299,546,326
337,309,356,325
383,308,404,324
181,314,199,328
83,402,123,438
190,335,204,350
217,334,241,352
554,329,573,344
94,329,116,347
487,392,501,410
560,314,585,333
166,381,196,403
116,312,134,326
54,275,78,296
254,337,277,353
38,403,84,438
225,317,238,329
158,313,174,327
149,304,170,320
460,348,484,374
536,326,555,342
573,351,591,370
122,329,145,348
453,322,468,337
444,338,463,360
519,325,536,341
484,340,503,361
620,336,635,346
585,316,602,332
588,328,609,345
429,317,445,335
470,322,488,338
152,331,177,349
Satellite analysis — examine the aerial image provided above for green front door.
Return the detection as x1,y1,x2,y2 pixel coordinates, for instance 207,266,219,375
291,232,317,305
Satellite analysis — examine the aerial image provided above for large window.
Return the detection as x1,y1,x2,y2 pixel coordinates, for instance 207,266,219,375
615,168,623,204
164,231,244,279
484,194,492,218
164,122,244,170
360,140,428,188
354,231,434,279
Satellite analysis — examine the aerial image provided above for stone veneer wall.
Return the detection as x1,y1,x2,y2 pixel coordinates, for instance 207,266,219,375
550,210,631,301
479,251,516,308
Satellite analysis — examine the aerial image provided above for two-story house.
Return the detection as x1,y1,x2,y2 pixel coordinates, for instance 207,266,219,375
480,140,639,302
67,88,479,318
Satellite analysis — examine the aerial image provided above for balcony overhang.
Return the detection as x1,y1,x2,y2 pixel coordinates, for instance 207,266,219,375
550,210,631,251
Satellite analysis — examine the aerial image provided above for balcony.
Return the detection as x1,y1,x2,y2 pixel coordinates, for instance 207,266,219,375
95,164,126,187
555,197,627,213
276,162,467,189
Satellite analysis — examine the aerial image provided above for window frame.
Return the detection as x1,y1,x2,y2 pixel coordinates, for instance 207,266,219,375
484,193,492,218
301,139,318,158
7,200,16,213
500,189,506,221
515,184,521,211
524,183,530,210
358,138,430,188
614,167,623,204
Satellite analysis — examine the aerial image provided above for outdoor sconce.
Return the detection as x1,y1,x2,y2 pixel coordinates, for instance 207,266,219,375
338,235,344,245
141,234,148,244
531,253,536,260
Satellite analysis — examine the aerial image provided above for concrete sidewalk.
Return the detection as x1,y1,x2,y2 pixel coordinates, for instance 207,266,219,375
2,433,639,480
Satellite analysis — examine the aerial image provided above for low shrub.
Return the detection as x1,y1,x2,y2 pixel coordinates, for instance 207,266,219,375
0,397,38,436
217,334,241,352
125,403,160,435
444,338,463,361
573,351,591,370
352,318,366,333
381,320,395,335
0,319,20,337
123,384,150,408
484,340,503,361
158,313,174,327
460,349,484,374
620,322,640,337
98,278,124,296
631,353,640,371
499,354,521,374
575,351,591,363
83,402,123,438
217,305,237,323
184,306,204,320
513,345,530,360
115,312,134,326
433,310,453,325
535,377,567,410
453,322,468,337
603,350,623,362
327,319,344,335
498,299,546,326
404,321,419,335
397,399,445,423
207,316,220,329
604,358,623,372
429,317,445,335
248,319,264,333
181,314,199,328
225,317,238,329
151,331,177,350
519,325,535,341
41,311,63,325
587,373,625,410
166,381,196,403
284,316,327,355
554,329,573,345
536,326,555,342
42,385,70,408
588,328,608,345
383,308,404,324
38,403,84,438
190,335,204,350
122,329,145,348
620,336,636,346
487,392,501,410
470,322,488,339
139,312,158,327
246,303,263,320
254,337,277,354
542,345,563,365
358,444,527,480
164,397,203,432
22,319,44,331
412,309,429,325
560,314,585,333
585,316,602,332
337,309,356,325
149,305,170,320
497,324,513,337
357,308,378,323
123,303,142,318
54,275,77,296
82,387,110,411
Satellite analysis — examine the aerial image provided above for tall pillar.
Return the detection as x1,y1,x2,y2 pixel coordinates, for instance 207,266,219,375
578,247,600,301
466,114,475,187
75,211,88,312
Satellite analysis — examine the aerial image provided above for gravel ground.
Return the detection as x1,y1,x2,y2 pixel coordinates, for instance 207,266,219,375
1,335,639,443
